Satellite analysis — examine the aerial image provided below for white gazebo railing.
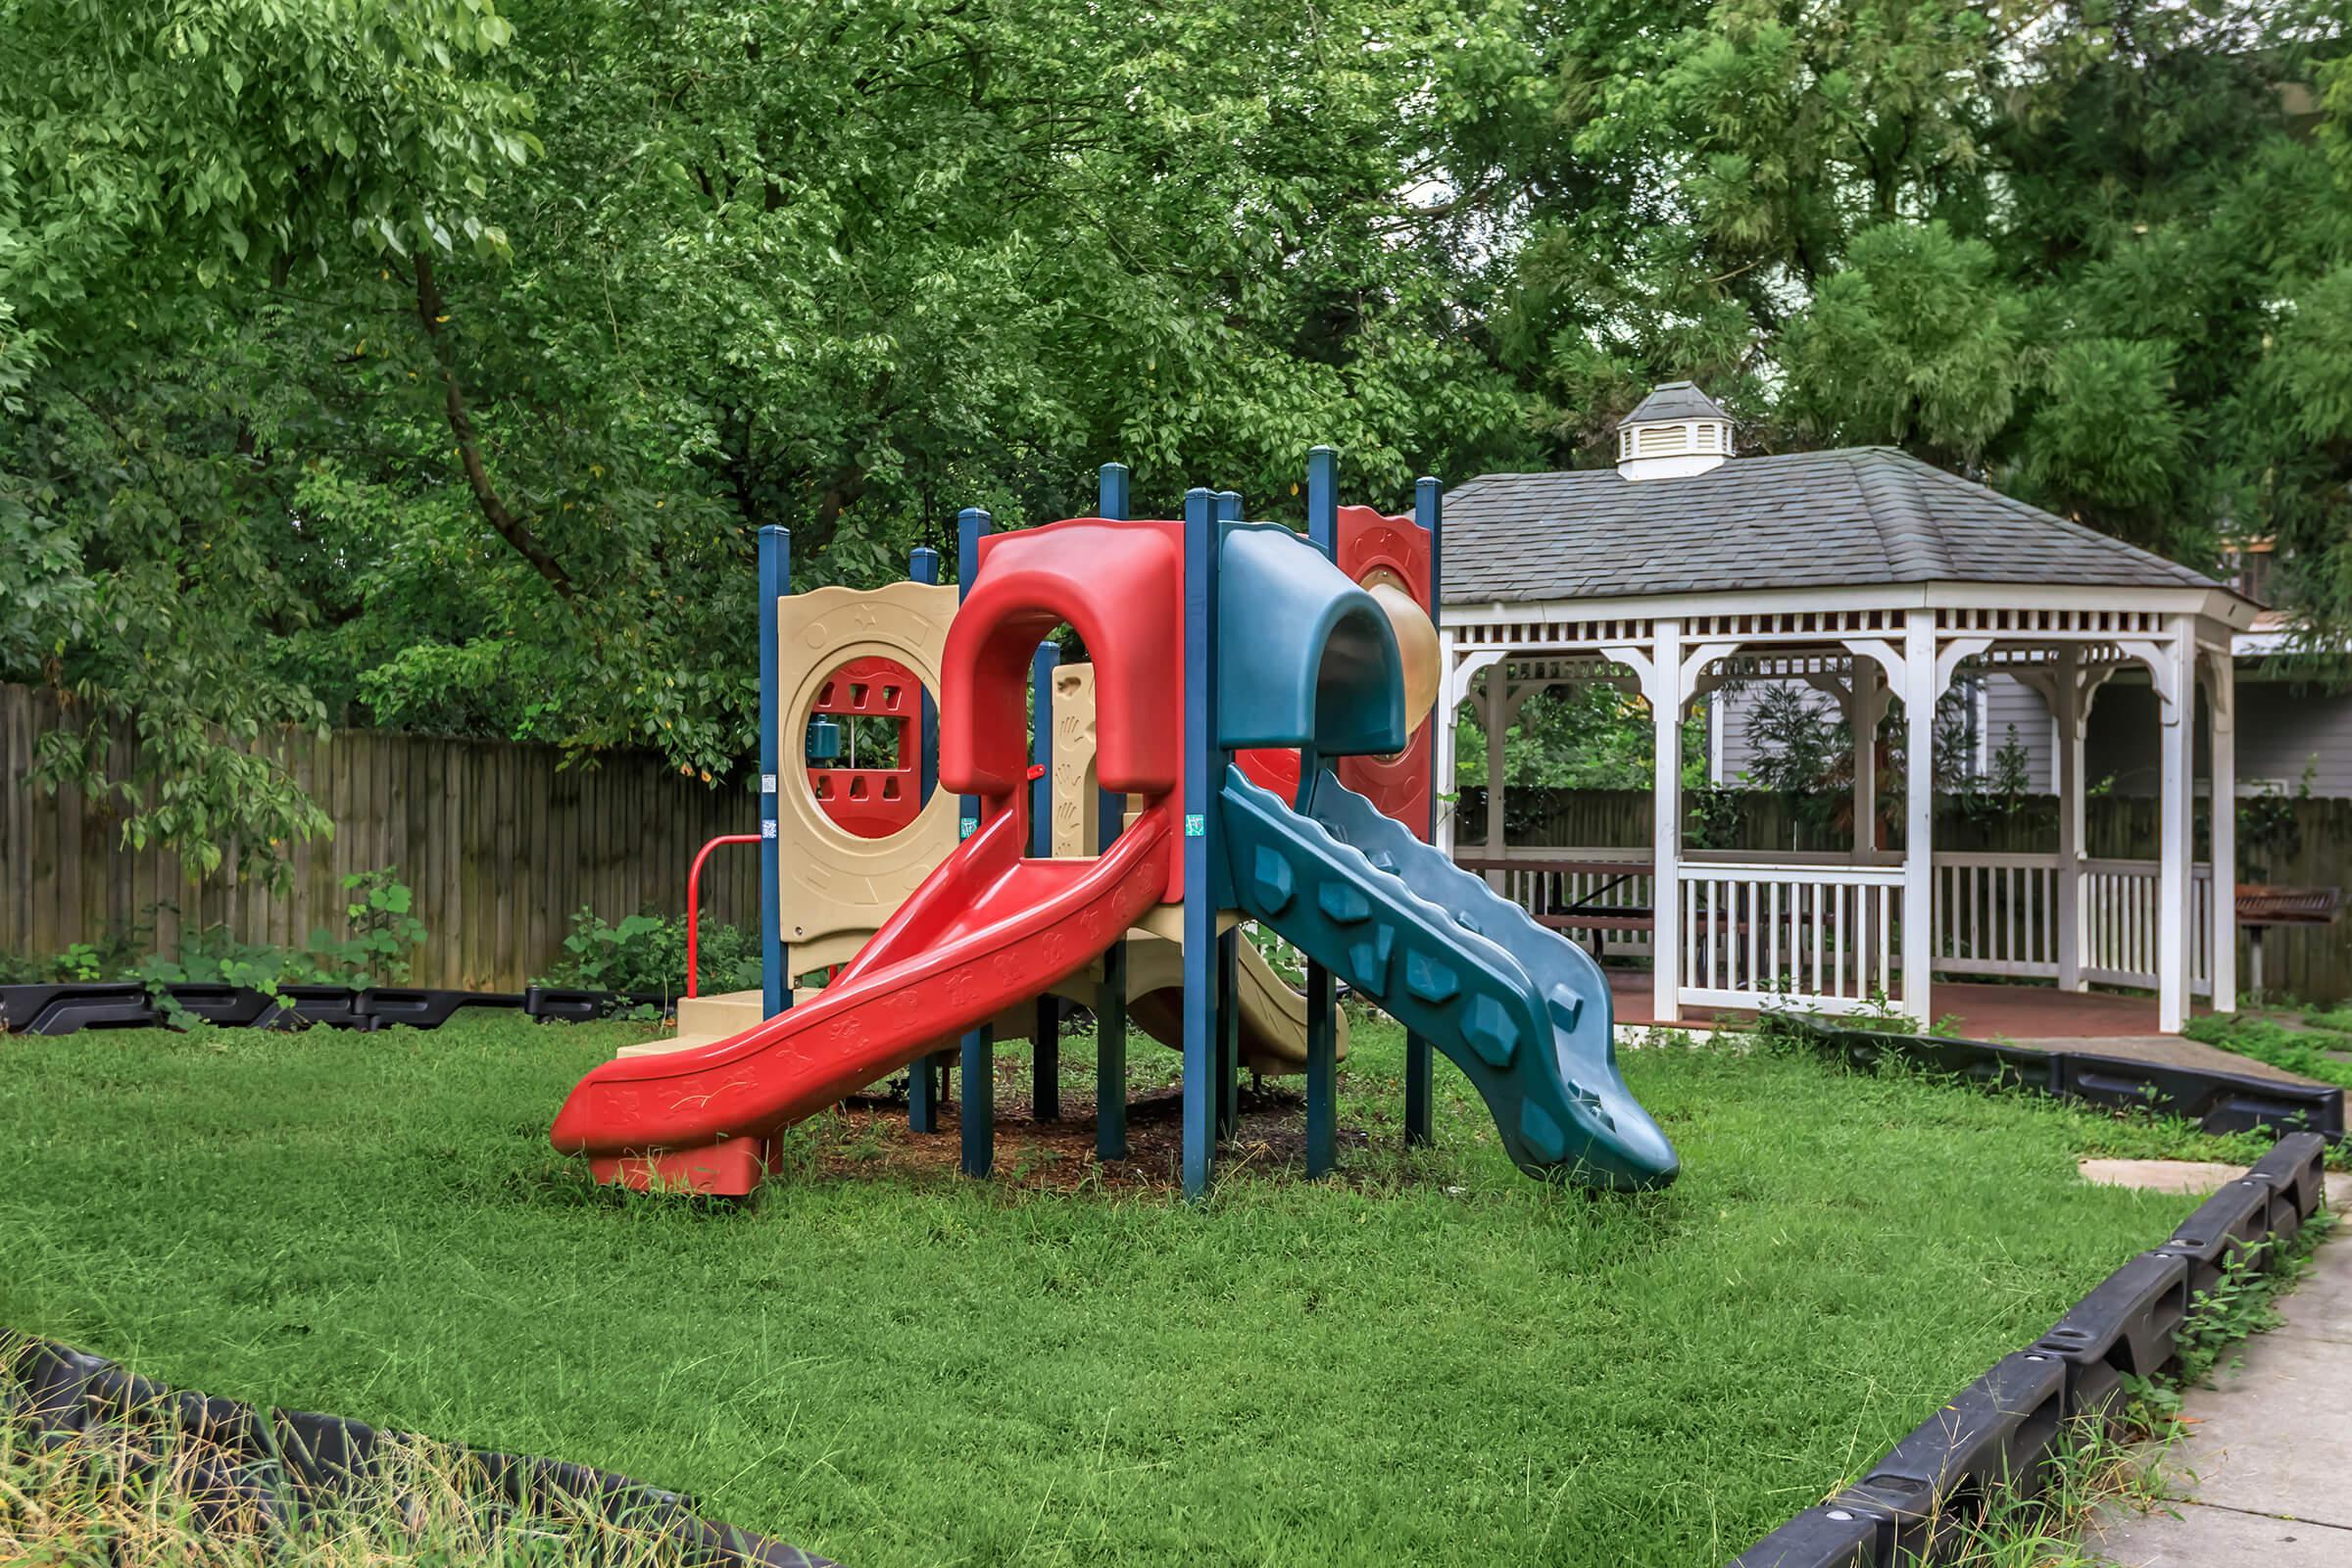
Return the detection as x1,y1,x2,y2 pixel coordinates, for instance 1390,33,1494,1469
2082,858,2215,998
1679,861,1905,1013
1467,844,2215,1013
1933,851,2211,997
1933,852,2062,979
1465,850,1655,960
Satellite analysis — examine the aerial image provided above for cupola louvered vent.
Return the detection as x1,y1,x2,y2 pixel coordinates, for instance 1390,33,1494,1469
1615,382,1734,481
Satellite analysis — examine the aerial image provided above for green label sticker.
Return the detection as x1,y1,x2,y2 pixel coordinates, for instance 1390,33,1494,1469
1184,813,1205,837
959,816,979,839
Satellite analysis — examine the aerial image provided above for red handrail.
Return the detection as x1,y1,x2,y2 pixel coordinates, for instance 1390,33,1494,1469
686,833,762,999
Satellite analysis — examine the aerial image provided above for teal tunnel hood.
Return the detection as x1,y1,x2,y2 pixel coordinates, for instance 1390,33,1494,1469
1215,522,1406,758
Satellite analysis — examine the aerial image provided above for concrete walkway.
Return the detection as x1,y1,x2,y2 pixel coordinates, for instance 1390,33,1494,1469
2082,1166,2351,1566
2013,1033,2323,1085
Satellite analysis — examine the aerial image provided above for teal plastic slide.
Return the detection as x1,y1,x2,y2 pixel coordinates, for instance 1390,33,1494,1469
1220,763,1679,1189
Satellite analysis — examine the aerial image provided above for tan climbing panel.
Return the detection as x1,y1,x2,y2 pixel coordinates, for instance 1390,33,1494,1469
1052,663,1145,858
776,580,959,972
1051,665,1104,857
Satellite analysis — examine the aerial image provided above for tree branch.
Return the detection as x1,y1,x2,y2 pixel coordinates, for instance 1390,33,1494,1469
412,253,575,600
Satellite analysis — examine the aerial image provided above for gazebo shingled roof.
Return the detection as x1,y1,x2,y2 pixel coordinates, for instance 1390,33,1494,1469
1442,447,2228,604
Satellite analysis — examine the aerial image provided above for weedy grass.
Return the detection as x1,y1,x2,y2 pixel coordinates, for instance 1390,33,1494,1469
0,1361,732,1567
0,1011,2247,1566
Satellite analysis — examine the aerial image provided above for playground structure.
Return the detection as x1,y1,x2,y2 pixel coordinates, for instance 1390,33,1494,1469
625,556,1350,1085
550,451,1679,1199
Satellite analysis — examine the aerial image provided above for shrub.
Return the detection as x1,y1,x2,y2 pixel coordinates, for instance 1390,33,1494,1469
538,907,759,998
306,867,429,987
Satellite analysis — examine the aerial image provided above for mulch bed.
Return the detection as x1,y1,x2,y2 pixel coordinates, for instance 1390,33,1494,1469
815,1068,1373,1192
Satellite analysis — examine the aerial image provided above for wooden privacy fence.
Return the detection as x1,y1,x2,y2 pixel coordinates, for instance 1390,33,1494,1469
1,683,762,991
1455,785,2352,1004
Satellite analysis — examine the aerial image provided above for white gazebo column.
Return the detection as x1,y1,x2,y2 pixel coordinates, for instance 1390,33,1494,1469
2205,646,2237,1013
2050,647,2085,993
1650,618,1685,1023
1483,661,1508,875
1847,658,1888,862
1901,618,1936,1023
2155,616,2197,1033
1438,645,1506,859
1430,639,1448,859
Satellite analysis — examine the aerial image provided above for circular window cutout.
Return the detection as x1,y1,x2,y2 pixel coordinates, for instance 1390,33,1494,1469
802,655,931,840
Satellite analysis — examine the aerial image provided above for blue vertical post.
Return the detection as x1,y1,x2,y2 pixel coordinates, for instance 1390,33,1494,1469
957,507,996,1178
1095,463,1132,1161
1181,486,1222,1200
1405,476,1443,1147
758,525,792,1019
1211,490,1243,1140
1029,639,1061,1121
907,544,944,1133
1303,448,1341,1177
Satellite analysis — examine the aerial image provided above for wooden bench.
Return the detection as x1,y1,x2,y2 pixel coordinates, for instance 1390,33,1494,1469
1454,855,1657,962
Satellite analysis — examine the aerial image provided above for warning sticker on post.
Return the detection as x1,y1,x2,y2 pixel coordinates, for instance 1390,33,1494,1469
760,819,778,841
959,816,979,840
1184,813,1205,837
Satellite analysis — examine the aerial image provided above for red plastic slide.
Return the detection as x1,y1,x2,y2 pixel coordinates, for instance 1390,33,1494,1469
550,800,1176,1195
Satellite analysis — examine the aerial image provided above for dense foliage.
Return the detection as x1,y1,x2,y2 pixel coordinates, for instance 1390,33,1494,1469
5,0,2347,870
1450,685,1709,791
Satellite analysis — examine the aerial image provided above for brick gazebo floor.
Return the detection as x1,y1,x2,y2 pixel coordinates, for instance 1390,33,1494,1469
1602,969,2320,1086
1605,969,2172,1037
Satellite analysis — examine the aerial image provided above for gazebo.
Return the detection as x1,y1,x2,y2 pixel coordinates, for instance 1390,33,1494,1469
1433,384,2259,1036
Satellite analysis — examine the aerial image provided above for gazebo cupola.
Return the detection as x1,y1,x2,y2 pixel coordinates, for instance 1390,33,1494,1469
1616,380,1735,480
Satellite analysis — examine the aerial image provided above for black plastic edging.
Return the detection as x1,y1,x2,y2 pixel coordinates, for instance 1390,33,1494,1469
2029,1250,2188,1425
1733,1503,1879,1568
1727,1130,2329,1567
2155,1177,2271,1302
3,1333,834,1567
2249,1135,2327,1222
1790,1015,2344,1140
0,981,159,1035
1863,1351,2066,1504
3,982,676,1038
522,984,682,1023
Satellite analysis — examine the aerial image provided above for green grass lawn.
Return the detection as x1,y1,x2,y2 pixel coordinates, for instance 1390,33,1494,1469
0,1011,2259,1566
2183,1007,2352,1095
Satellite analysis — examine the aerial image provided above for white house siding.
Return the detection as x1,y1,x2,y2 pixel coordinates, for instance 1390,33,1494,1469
1983,677,2056,789
2239,678,2352,794
2086,677,2352,797
1707,667,2352,798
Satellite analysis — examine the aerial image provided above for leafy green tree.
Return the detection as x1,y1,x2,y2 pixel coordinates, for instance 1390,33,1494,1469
2,0,530,878
1454,684,1709,792
11,0,2352,892
5,0,1529,874
1485,0,2352,608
